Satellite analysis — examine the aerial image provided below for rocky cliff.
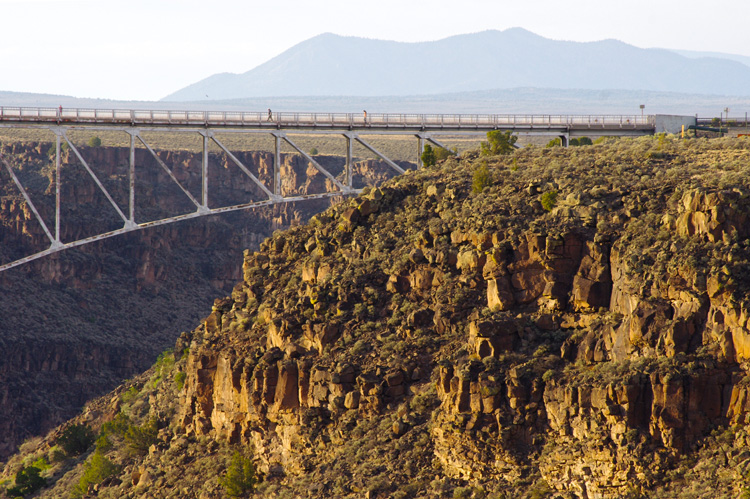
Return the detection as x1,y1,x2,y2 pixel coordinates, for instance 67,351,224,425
0,141,403,461
4,136,750,499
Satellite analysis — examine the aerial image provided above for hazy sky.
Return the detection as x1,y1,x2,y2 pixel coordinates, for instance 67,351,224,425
2,0,749,101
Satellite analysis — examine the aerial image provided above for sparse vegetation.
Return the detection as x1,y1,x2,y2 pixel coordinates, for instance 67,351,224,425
4,134,750,498
6,465,46,497
480,130,517,155
71,450,120,498
421,144,437,167
220,451,257,497
56,425,95,457
472,161,491,193
540,190,558,211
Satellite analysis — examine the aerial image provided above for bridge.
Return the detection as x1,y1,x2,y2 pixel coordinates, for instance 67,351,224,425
0,107,663,271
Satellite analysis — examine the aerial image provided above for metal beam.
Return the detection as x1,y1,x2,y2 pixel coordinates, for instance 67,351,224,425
273,132,282,196
202,132,209,209
345,132,354,188
281,134,349,193
0,189,354,273
136,133,204,213
208,135,277,201
0,150,60,248
128,130,135,224
62,131,131,226
353,135,406,175
417,134,425,169
55,129,61,242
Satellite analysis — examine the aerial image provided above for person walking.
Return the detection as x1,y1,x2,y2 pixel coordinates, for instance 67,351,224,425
267,108,273,122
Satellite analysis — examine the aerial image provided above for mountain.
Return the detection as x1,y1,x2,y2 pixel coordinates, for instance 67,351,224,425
162,28,750,101
671,48,750,69
5,136,750,498
5,88,750,116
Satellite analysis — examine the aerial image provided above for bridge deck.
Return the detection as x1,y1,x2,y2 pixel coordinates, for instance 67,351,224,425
0,107,655,132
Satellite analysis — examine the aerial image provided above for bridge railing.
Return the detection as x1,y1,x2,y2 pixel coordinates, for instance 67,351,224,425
0,106,654,128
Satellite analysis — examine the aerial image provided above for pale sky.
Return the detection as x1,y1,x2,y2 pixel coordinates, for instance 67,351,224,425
1,0,749,101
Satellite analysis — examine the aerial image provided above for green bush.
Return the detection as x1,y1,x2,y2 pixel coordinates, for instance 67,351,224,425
56,424,95,457
545,137,562,148
87,136,102,147
220,451,257,497
124,419,158,455
480,130,517,155
472,162,491,194
101,412,130,439
175,371,187,390
540,190,558,211
434,146,457,161
7,466,46,497
421,144,436,167
71,450,120,498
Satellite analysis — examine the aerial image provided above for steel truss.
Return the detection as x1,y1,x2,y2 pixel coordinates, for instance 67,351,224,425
0,125,425,271
0,112,656,271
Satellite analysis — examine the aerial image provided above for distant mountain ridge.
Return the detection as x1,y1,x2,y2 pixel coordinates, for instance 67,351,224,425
162,28,750,101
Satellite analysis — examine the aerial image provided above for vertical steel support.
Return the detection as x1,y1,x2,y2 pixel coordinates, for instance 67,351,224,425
129,131,135,224
345,132,353,189
54,130,61,243
202,132,209,208
417,134,425,169
274,133,281,196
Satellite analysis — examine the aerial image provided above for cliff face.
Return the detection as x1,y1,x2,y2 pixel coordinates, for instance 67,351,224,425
0,141,403,461
5,137,750,499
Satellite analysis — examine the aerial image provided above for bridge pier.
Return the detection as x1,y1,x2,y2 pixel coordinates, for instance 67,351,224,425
128,130,136,225
202,132,210,208
273,132,282,196
54,129,61,243
345,132,354,188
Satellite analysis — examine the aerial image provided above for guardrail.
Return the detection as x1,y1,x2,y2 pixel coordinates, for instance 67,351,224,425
0,106,655,129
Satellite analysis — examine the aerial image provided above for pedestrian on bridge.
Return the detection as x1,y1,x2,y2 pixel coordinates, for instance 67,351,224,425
363,110,367,123
267,108,273,122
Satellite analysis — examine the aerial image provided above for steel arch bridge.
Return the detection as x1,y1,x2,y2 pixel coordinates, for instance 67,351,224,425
0,107,657,271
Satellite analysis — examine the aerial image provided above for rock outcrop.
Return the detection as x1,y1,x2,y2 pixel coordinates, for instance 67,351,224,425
5,136,750,499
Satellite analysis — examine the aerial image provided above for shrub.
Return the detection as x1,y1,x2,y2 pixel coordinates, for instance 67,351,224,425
124,419,158,455
101,412,130,439
56,424,96,457
545,137,562,148
481,130,517,155
7,466,46,497
309,147,318,155
578,136,593,146
472,162,491,194
151,349,175,387
71,450,120,498
30,456,50,472
540,190,558,211
175,371,187,390
421,144,437,167
87,136,102,147
220,451,257,497
434,146,457,161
